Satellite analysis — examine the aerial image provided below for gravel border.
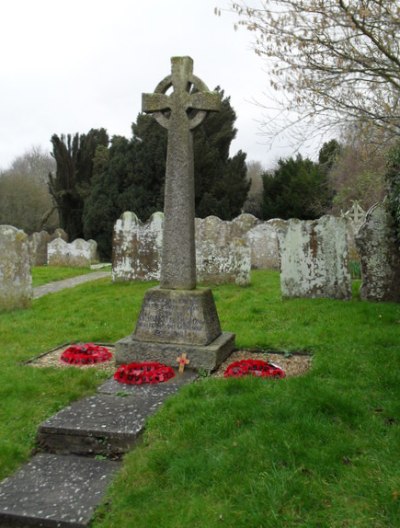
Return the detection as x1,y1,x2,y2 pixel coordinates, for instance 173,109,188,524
26,344,312,378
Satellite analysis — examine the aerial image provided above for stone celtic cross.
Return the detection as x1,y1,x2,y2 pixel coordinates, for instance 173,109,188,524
142,56,220,290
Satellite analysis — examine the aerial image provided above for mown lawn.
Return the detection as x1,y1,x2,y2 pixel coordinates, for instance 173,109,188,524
1,270,399,527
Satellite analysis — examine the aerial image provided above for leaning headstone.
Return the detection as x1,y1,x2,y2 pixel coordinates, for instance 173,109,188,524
48,238,99,267
246,219,287,269
116,56,235,371
0,225,32,310
29,230,51,266
279,215,351,299
195,216,251,285
355,203,400,301
112,211,164,282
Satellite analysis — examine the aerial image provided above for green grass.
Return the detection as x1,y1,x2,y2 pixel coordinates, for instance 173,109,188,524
1,270,400,527
31,266,100,287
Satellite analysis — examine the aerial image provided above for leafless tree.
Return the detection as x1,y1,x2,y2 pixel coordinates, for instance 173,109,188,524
220,1,400,144
328,126,389,213
0,147,58,233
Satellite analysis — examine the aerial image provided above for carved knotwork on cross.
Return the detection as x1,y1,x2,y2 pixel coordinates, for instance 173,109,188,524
142,57,220,291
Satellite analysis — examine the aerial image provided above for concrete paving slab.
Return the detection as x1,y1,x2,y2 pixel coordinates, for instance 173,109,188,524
0,453,119,528
37,394,158,456
37,371,196,456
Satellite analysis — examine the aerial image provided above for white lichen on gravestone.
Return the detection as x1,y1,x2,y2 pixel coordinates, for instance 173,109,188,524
195,216,251,285
47,238,99,267
111,212,255,285
278,215,351,300
246,219,287,270
0,225,32,310
112,211,164,282
28,228,68,267
355,202,400,301
230,213,260,237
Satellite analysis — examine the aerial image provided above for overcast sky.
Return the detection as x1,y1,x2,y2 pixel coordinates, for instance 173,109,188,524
0,0,306,171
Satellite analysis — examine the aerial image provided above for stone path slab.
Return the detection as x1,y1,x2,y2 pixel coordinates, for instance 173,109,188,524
0,453,120,528
37,371,197,456
1,367,197,526
33,272,110,299
37,394,159,456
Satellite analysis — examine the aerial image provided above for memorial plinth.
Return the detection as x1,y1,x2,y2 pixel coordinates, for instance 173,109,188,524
116,287,235,371
115,57,235,371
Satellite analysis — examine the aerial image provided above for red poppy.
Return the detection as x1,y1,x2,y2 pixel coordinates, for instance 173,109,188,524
224,359,285,378
114,362,175,385
60,343,112,365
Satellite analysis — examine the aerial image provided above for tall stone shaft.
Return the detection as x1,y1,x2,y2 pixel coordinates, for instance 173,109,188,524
115,57,235,372
142,56,220,290
162,77,195,290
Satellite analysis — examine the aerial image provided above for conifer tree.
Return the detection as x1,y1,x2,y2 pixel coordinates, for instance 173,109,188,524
49,128,108,240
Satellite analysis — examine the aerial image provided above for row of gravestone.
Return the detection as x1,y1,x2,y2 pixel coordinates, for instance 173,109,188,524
0,226,100,311
29,230,100,268
110,204,399,302
111,211,357,293
0,201,397,311
112,212,262,286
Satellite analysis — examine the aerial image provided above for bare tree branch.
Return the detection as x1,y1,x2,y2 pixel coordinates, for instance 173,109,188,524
224,0,400,143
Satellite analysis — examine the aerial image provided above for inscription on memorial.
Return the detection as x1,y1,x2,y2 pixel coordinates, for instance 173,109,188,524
134,288,221,346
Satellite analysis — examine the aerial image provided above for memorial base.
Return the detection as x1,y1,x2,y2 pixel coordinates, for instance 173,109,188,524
115,331,235,372
115,287,235,371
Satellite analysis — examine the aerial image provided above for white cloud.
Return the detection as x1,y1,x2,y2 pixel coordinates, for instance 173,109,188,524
0,0,303,171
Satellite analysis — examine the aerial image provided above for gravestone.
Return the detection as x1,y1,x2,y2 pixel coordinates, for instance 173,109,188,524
246,219,287,269
115,57,235,371
29,231,51,266
28,228,68,266
111,211,254,284
355,202,400,301
230,213,260,237
112,211,164,282
279,215,351,299
342,201,366,262
48,238,99,267
0,225,32,310
195,216,251,285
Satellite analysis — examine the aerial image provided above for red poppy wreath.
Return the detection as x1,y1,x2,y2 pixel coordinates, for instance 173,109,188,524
224,359,285,379
60,343,112,365
114,362,175,385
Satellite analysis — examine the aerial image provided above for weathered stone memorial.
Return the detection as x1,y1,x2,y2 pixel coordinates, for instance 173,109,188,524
112,211,164,282
355,202,400,301
246,219,287,270
230,213,260,237
48,238,99,267
195,215,251,285
0,225,32,310
29,228,68,266
115,57,235,371
279,215,351,300
111,211,255,284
